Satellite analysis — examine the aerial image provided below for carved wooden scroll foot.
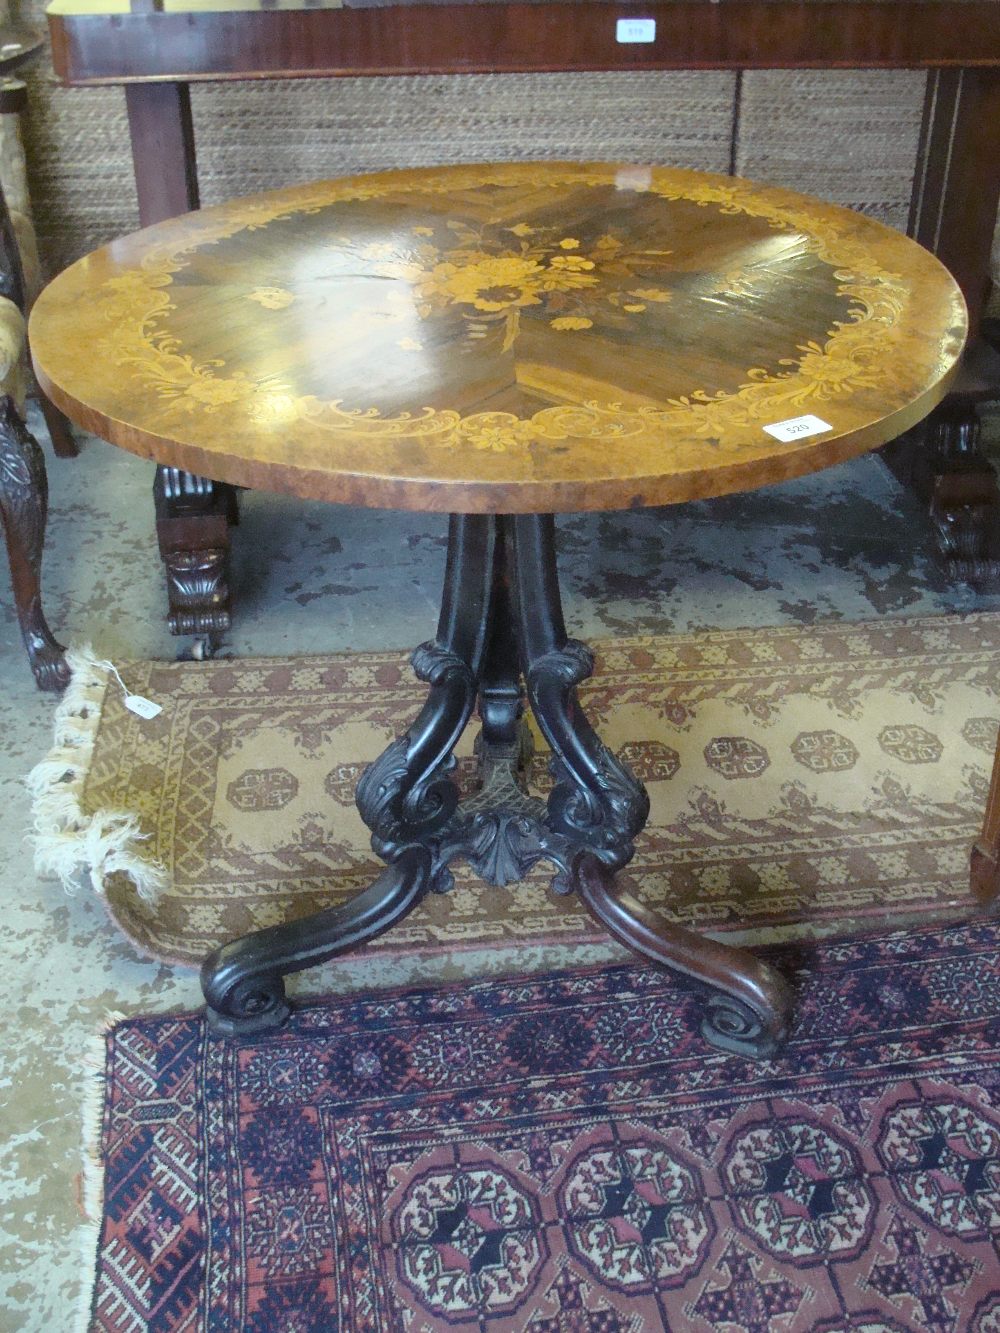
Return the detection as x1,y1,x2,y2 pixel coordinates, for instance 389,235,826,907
574,854,794,1059
202,849,431,1035
154,464,238,636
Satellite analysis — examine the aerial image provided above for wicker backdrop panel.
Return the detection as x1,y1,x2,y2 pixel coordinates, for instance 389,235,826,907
736,69,928,232
16,25,947,275
21,68,741,277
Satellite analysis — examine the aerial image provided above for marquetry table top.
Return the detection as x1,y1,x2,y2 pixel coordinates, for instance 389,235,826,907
30,161,967,513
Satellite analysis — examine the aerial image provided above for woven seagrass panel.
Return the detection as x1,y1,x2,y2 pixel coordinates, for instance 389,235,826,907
735,70,928,232
14,16,1000,313
21,68,739,277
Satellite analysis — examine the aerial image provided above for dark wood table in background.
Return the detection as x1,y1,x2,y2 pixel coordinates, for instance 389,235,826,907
30,161,966,1053
43,0,1000,636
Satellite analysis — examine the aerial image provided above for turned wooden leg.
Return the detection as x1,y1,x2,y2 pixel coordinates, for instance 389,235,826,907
971,723,1000,913
153,464,238,637
0,397,67,690
36,392,78,460
575,853,795,1059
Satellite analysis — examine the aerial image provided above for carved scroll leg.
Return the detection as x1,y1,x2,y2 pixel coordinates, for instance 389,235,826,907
0,398,67,690
506,514,650,889
357,514,497,893
202,848,432,1036
153,465,238,637
576,854,795,1059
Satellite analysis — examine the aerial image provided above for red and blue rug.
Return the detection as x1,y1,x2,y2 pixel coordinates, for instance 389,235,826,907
85,918,1000,1331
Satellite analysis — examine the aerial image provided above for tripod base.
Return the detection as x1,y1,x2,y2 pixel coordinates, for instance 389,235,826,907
202,514,794,1058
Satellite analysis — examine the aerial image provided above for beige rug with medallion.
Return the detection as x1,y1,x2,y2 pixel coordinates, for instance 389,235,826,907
30,613,998,968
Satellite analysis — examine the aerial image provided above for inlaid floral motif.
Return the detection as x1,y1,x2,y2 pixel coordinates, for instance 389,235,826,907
76,163,965,466
348,217,677,352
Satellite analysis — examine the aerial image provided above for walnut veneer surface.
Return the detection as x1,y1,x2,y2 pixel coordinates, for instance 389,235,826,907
30,161,967,513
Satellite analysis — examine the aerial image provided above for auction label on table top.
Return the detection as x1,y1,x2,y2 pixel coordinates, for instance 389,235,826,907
763,415,833,443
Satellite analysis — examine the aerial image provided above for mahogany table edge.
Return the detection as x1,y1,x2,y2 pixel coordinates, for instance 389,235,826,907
32,356,963,517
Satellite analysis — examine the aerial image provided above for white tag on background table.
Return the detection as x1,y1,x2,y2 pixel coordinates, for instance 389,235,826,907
763,414,833,443
616,18,656,42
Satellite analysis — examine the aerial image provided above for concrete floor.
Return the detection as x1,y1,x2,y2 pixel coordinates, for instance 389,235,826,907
1,413,997,1331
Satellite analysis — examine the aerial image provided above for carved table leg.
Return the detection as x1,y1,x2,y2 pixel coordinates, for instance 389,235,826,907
356,513,497,892
505,515,792,1056
201,849,432,1034
575,854,794,1058
37,394,78,461
153,465,238,637
926,409,1000,585
201,511,794,1057
882,397,1000,587
0,397,68,690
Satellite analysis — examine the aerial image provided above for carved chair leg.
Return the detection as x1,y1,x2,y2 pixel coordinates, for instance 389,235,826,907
153,464,238,637
201,848,432,1035
575,853,795,1058
0,397,68,690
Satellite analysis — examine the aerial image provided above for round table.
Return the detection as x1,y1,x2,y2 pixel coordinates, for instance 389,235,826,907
30,161,967,1057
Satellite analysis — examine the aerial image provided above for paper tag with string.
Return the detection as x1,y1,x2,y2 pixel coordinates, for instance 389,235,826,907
95,657,163,720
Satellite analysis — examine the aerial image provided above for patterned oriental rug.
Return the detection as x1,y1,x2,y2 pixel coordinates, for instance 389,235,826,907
83,916,1000,1332
33,614,999,969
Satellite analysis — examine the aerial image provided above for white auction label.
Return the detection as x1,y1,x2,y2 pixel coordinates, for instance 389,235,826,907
763,414,833,443
124,693,163,720
616,18,656,42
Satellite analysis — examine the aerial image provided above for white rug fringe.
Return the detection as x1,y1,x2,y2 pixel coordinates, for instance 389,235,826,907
26,646,167,906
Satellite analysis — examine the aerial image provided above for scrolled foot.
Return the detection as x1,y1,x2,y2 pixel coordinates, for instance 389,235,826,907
700,966,791,1058
203,970,291,1038
200,849,432,1039
574,853,795,1060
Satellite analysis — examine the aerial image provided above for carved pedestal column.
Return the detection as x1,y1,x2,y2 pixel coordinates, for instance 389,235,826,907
202,512,794,1058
